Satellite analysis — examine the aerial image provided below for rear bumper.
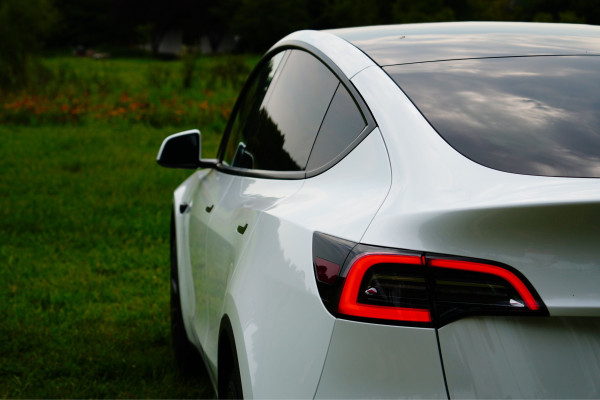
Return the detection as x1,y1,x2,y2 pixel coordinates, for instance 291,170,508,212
315,316,600,399
315,319,447,399
440,316,600,399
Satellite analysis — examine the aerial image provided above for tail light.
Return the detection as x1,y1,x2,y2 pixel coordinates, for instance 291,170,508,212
312,232,547,327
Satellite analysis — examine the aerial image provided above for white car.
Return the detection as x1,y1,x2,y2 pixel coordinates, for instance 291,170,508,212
157,22,600,399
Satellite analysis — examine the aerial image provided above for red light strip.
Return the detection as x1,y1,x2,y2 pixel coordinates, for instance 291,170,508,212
428,258,540,311
338,254,431,323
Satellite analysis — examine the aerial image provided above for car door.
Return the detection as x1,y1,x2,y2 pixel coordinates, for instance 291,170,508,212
187,49,288,358
200,49,347,366
187,168,234,344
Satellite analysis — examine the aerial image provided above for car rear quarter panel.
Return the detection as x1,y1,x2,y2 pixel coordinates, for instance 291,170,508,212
221,129,393,398
315,320,447,399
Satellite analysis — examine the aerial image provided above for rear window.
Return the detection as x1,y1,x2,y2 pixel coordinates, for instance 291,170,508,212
386,56,600,177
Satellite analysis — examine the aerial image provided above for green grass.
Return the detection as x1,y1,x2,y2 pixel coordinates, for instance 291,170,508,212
0,123,215,398
0,55,259,398
1,55,260,129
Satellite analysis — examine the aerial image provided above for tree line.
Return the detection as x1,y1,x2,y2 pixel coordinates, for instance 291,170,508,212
3,0,597,55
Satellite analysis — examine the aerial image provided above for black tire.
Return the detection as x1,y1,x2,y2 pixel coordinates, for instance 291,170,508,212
223,363,243,399
170,211,203,376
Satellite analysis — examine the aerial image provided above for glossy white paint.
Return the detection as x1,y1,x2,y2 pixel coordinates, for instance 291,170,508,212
272,30,376,79
189,169,235,348
224,214,332,398
203,176,304,372
172,172,202,346
219,128,392,398
273,128,391,243
315,320,447,399
439,316,600,398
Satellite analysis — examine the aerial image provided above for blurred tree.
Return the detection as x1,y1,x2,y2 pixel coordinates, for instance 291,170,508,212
115,0,204,56
145,0,203,56
456,0,596,23
520,0,590,23
391,0,455,23
461,0,519,20
0,0,58,90
203,0,242,52
232,0,310,52
50,0,113,48
320,0,380,28
28,0,600,58
50,0,210,55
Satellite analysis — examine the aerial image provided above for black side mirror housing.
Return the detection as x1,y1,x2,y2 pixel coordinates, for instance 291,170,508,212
157,129,217,169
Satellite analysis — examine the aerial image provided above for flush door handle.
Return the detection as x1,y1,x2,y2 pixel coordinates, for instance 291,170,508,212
179,203,191,214
237,223,248,235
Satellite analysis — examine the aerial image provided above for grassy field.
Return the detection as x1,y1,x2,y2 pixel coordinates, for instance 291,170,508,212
1,55,258,129
0,55,257,398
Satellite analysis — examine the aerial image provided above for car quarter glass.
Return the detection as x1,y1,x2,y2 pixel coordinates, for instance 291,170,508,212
306,83,367,173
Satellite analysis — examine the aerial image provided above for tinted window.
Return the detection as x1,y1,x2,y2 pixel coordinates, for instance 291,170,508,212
386,56,600,177
224,50,339,172
223,51,286,167
306,84,367,172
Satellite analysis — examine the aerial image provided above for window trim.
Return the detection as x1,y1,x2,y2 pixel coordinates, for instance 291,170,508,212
216,41,377,180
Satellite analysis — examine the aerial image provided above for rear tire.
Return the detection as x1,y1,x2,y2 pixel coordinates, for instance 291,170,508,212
170,211,203,376
223,363,243,399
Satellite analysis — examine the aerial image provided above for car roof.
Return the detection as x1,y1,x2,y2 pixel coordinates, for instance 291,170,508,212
326,21,600,66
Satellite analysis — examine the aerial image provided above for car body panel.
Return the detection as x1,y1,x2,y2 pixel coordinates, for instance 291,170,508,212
189,169,235,346
203,175,304,371
315,319,447,399
271,128,392,242
224,215,332,399
172,172,204,346
220,128,393,398
439,316,600,398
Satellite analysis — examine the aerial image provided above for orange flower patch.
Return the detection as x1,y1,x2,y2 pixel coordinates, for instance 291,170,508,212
1,89,235,127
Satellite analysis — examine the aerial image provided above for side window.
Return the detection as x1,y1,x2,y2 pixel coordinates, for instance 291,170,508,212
224,49,339,172
223,51,286,167
306,84,367,172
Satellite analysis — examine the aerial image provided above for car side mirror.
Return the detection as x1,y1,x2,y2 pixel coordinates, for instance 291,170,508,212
157,129,217,169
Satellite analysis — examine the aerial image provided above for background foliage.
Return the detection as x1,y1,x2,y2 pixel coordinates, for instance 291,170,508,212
0,0,58,90
0,55,257,397
6,0,600,55
0,0,598,91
